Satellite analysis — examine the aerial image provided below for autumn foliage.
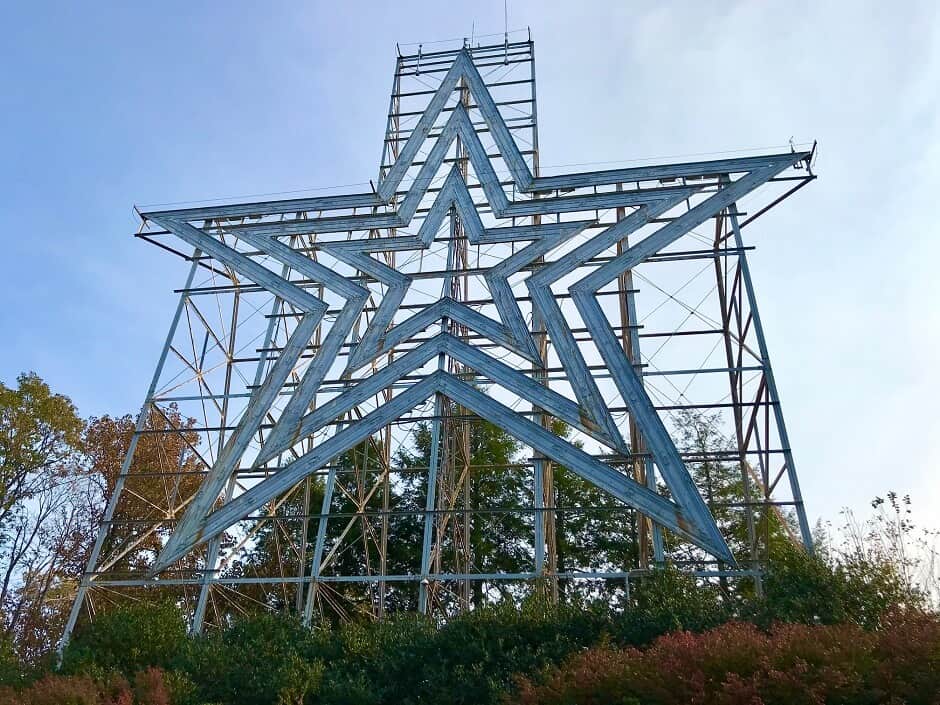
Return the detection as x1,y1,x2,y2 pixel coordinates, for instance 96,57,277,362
513,614,940,705
0,668,176,705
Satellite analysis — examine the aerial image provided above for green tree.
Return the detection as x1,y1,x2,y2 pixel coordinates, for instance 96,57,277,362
668,410,796,575
0,372,205,665
0,372,84,534
395,405,529,610
0,373,86,665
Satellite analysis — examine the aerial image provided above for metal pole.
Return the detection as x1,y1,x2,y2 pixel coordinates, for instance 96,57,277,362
418,395,444,613
725,203,813,552
59,254,201,655
616,187,665,566
528,38,558,601
303,444,340,624
418,193,461,613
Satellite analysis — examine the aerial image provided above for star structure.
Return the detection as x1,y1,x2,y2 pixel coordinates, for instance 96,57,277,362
143,48,811,573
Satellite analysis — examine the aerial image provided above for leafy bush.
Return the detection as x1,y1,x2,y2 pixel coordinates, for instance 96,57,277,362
414,599,608,705
318,613,435,705
46,557,936,705
178,611,323,705
317,598,609,705
61,602,187,677
512,615,940,705
753,543,923,628
317,573,727,705
609,567,730,645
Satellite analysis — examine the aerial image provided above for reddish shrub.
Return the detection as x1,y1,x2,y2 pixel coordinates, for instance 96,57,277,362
0,673,133,705
870,612,940,705
512,616,940,705
132,668,171,705
0,666,191,705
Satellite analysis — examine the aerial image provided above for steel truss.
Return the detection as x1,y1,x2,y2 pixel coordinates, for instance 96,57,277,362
64,33,815,641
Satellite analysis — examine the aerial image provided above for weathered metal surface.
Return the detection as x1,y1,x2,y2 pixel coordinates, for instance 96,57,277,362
145,45,809,573
156,370,733,568
70,38,815,633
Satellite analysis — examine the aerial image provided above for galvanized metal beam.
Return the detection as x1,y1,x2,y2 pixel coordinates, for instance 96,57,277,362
152,370,733,569
564,157,807,565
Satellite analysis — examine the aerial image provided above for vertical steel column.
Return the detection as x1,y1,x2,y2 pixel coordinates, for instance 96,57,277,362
378,57,404,617
296,478,313,614
303,459,337,624
725,202,813,552
615,190,665,567
418,397,444,613
59,254,202,654
192,473,238,632
296,278,325,614
533,456,545,575
528,38,558,600
419,194,459,613
456,73,472,609
713,211,761,581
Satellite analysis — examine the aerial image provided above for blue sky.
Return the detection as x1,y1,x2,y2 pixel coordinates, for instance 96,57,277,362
1,1,938,531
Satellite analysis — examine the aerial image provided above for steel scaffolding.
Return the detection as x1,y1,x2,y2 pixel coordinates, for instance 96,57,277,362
64,32,815,641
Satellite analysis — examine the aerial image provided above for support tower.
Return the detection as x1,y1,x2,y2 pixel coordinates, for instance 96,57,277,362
65,33,815,638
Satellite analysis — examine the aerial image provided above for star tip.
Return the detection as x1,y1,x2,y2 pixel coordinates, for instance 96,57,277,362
712,544,737,567
148,557,170,578
520,343,543,366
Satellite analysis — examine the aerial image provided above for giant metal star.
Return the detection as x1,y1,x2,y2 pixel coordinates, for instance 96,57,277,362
144,48,808,573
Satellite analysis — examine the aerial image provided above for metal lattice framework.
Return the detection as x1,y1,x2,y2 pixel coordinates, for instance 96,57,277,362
64,34,815,638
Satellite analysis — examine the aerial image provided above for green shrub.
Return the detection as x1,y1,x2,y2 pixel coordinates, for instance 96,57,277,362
753,543,923,628
319,599,608,705
179,612,323,705
419,599,608,705
610,567,730,645
61,602,187,678
42,551,934,705
754,544,846,624
318,613,435,705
